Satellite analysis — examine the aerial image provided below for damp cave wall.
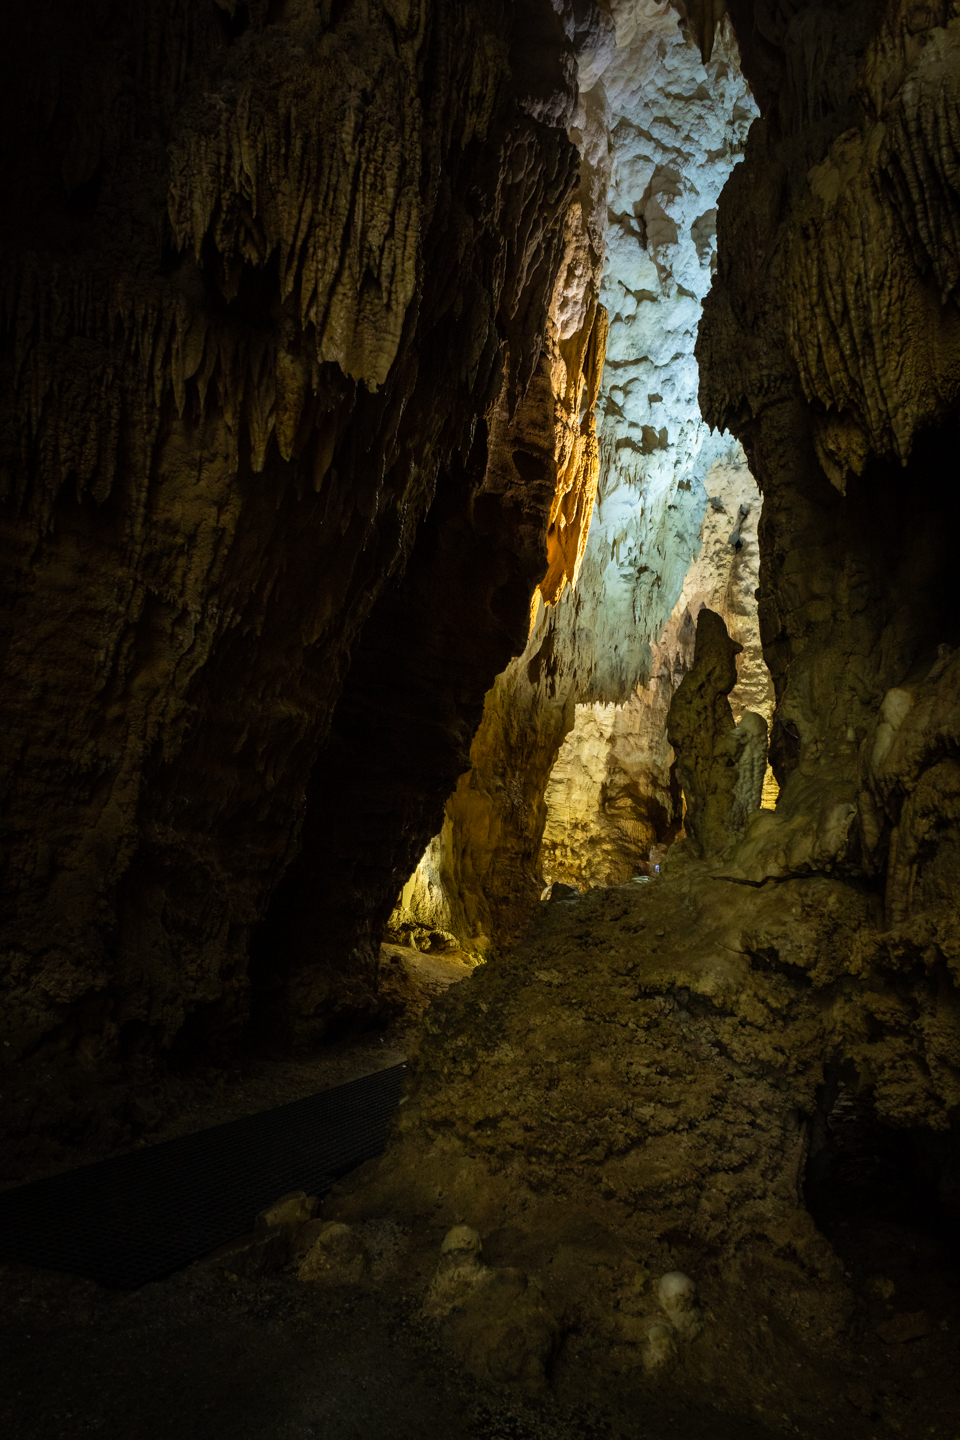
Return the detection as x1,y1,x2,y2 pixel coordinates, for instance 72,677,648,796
699,0,960,904
0,0,610,1153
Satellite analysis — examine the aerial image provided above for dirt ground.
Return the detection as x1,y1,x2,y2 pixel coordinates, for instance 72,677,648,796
1,943,958,1439
1,1220,957,1440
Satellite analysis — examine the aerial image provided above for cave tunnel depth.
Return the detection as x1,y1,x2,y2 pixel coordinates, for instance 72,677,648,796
2,2,960,1437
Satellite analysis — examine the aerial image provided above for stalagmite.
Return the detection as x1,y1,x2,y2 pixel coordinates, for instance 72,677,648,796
666,608,768,857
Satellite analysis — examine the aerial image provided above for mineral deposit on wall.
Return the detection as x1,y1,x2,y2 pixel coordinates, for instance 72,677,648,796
0,0,606,1154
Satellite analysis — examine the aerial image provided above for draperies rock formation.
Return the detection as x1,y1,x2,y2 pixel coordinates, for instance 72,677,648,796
0,0,611,1159
396,3,759,954
334,0,960,1406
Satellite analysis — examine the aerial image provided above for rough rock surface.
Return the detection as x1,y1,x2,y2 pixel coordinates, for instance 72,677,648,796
422,1224,559,1389
0,0,599,1155
666,607,767,858
344,8,960,1413
539,694,684,888
335,859,959,1400
698,0,960,893
345,0,960,1411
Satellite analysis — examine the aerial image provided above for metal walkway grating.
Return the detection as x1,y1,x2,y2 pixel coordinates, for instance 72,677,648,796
0,1062,406,1290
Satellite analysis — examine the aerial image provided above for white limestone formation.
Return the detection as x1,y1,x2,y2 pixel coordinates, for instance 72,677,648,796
551,3,758,701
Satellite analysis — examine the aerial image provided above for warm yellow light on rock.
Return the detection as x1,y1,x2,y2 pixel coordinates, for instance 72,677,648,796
537,303,608,607
527,586,542,640
761,765,779,810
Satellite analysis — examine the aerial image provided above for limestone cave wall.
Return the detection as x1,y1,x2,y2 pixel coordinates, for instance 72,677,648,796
0,0,609,1153
407,0,960,957
699,0,960,897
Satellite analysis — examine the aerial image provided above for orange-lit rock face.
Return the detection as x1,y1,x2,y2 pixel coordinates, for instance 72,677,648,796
536,256,608,608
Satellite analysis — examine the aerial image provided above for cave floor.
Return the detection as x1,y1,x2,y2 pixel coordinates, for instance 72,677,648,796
1,1241,956,1440
2,935,958,1437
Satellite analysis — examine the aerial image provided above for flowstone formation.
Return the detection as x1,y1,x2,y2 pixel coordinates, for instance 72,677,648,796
334,856,958,1407
0,0,609,1158
395,2,759,955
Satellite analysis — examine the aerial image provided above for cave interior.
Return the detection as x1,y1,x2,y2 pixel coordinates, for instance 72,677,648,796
1,0,960,1436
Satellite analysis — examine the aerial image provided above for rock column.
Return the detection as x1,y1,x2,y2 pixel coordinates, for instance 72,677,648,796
666,608,767,858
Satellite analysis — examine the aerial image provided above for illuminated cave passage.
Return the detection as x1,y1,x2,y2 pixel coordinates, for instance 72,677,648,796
392,4,768,956
2,2,960,1438
395,447,776,936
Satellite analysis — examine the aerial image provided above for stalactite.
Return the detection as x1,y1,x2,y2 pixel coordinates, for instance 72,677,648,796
703,4,960,492
686,0,728,63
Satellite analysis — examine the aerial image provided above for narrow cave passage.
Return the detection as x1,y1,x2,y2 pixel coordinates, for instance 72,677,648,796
391,447,777,945
3,1,960,1438
390,5,765,961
